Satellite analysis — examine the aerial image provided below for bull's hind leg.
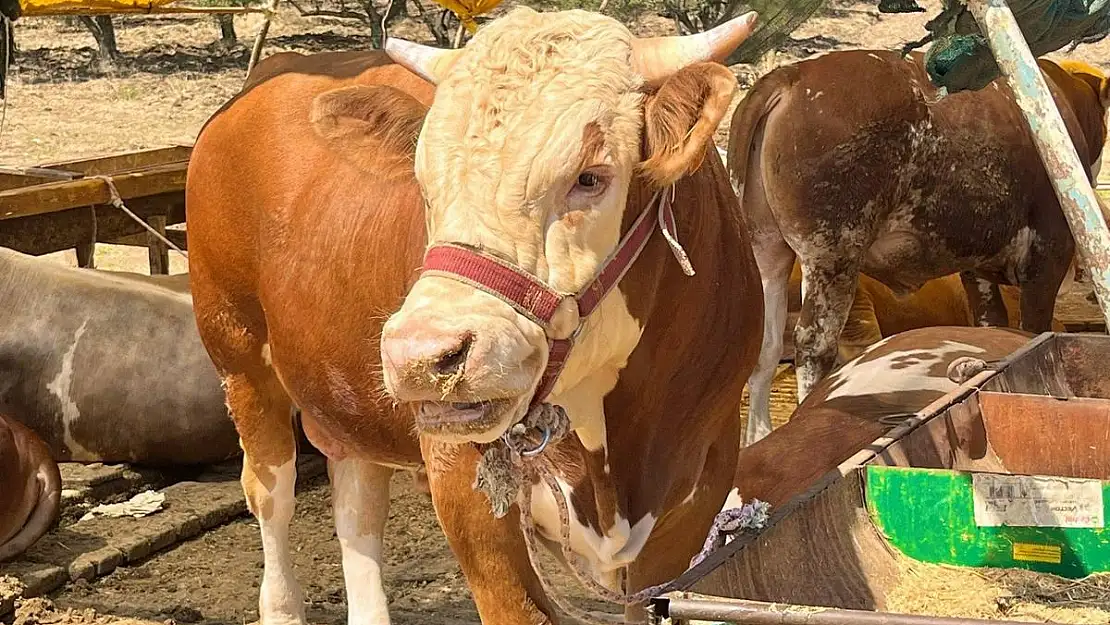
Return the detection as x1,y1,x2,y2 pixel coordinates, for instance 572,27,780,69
192,281,303,625
795,260,860,401
959,271,1009,327
745,234,794,445
329,457,393,625
225,370,304,625
1017,231,1073,333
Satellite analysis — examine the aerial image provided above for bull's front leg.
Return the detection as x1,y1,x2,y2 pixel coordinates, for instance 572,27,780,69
794,261,860,401
329,457,394,625
422,439,559,625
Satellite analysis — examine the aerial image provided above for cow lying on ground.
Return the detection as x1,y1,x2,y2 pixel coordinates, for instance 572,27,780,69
187,8,762,624
0,247,237,465
0,413,61,561
733,50,1109,444
728,326,1031,510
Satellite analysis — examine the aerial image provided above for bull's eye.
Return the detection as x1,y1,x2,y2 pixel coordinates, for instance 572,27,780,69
571,169,610,199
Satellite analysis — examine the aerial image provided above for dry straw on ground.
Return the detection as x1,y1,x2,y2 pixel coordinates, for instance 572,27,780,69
887,556,1110,623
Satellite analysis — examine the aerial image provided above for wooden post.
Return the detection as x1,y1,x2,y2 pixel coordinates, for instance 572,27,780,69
966,0,1110,331
75,242,96,268
76,205,96,268
146,215,169,275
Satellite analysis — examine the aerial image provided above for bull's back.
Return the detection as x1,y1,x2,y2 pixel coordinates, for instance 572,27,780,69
188,52,432,292
187,52,433,461
756,50,1079,283
734,326,1031,507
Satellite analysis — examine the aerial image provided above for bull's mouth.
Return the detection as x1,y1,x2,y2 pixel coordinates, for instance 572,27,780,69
415,398,520,439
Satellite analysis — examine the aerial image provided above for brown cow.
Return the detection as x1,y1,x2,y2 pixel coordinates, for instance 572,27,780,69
732,50,1109,444
727,326,1031,511
0,414,61,561
186,8,762,625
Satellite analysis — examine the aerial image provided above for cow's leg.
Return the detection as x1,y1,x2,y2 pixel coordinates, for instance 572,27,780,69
959,271,1008,327
837,289,880,363
329,457,393,625
226,371,304,625
794,260,860,401
744,234,795,445
1018,275,1064,334
1017,235,1072,333
422,439,558,625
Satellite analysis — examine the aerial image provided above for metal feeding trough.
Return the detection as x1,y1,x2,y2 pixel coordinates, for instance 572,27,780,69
651,332,1110,625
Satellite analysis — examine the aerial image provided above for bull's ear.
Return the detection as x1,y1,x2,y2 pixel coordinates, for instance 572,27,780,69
640,62,737,187
310,85,427,174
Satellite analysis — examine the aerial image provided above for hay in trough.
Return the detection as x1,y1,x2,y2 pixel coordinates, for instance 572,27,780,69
887,556,1110,623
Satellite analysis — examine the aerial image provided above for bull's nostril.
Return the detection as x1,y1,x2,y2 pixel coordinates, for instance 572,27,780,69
434,334,473,376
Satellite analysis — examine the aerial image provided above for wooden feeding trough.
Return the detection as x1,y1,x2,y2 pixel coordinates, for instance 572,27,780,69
0,144,190,274
653,332,1110,625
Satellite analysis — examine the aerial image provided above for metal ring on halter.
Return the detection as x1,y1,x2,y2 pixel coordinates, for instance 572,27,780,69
520,426,553,457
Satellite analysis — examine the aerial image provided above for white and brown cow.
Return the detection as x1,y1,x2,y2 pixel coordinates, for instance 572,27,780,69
0,247,237,465
0,413,61,561
728,325,1031,510
732,50,1109,444
186,8,762,625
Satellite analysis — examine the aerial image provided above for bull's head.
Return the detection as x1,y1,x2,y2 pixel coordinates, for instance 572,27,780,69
379,7,755,443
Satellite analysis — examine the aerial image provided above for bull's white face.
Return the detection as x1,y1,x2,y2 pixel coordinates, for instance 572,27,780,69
381,9,647,443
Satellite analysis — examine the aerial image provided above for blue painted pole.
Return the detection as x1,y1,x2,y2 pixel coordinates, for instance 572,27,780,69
967,0,1110,330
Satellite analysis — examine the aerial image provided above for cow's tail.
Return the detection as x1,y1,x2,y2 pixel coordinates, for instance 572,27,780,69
0,453,61,561
725,67,793,199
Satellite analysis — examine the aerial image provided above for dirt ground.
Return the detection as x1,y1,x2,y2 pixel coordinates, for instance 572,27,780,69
0,2,1107,624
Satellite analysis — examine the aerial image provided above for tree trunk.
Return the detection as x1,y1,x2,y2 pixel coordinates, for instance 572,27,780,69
365,0,405,49
216,14,237,48
79,15,119,68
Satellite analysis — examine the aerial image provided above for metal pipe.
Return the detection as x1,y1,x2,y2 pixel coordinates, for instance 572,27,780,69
965,0,1110,331
655,596,1039,625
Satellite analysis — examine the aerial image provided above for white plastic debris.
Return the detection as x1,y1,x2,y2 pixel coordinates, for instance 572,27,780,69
79,490,166,521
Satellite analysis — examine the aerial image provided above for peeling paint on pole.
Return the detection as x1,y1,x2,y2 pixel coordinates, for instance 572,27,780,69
966,0,1110,331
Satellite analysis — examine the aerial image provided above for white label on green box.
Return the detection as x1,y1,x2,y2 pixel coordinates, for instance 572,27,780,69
972,474,1104,528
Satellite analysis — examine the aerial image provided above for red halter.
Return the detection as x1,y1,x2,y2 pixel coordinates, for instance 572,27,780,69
419,187,694,408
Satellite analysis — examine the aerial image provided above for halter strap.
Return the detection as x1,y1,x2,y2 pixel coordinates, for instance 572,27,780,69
419,187,693,406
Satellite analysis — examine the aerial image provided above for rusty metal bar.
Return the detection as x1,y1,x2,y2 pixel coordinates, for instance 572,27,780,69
652,594,1038,625
964,0,1110,331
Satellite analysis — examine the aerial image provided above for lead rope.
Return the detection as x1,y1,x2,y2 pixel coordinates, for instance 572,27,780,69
96,177,189,260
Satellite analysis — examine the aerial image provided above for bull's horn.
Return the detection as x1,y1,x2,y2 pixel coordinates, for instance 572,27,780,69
631,11,758,87
384,38,464,86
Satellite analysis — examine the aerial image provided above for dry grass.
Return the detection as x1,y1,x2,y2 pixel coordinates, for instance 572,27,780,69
888,557,1110,623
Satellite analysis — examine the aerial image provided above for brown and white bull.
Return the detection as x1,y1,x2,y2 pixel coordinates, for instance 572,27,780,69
186,8,763,625
0,413,61,561
732,50,1109,443
728,326,1031,510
